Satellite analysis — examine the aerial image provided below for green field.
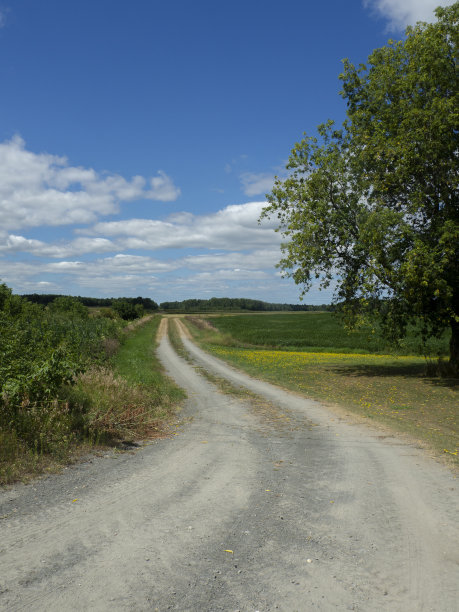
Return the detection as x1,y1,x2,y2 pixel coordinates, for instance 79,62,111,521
207,312,449,356
183,313,458,464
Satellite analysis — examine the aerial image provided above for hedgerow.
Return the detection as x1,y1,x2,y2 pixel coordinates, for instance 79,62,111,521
0,283,122,460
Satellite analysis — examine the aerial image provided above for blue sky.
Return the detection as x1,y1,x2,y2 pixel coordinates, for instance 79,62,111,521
0,0,453,304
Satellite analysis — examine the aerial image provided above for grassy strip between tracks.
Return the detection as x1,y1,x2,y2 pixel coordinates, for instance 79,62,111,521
1,317,185,485
168,317,257,400
167,318,294,430
182,317,458,466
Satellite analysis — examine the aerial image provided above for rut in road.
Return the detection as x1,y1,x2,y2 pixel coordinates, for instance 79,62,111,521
0,317,458,611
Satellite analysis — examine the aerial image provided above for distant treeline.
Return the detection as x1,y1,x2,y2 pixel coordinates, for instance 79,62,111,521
21,293,333,313
160,297,333,312
21,293,159,311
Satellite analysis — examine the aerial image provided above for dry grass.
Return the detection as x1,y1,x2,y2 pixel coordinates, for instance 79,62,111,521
101,337,120,358
123,314,155,332
69,367,165,441
0,428,99,485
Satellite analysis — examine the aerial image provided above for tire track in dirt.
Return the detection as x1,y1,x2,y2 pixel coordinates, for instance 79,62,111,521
0,323,457,611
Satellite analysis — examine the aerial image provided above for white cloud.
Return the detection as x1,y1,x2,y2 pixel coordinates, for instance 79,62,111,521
85,201,280,251
0,193,305,301
239,172,274,197
46,254,179,295
190,268,269,281
46,254,178,276
182,249,280,271
363,0,456,29
0,136,181,231
0,234,116,258
0,245,326,303
0,202,281,268
147,171,181,201
48,261,85,271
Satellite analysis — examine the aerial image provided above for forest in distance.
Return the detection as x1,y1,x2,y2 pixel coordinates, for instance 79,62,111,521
22,293,333,313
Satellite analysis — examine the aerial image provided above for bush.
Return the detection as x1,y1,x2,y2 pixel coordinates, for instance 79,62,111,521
112,299,144,320
0,282,123,458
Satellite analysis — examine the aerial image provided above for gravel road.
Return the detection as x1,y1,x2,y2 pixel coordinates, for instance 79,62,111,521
0,320,458,611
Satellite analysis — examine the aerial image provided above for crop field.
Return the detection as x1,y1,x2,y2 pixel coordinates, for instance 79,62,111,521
207,312,449,356
184,313,458,463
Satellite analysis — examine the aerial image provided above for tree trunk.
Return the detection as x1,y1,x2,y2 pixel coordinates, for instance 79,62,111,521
450,318,459,376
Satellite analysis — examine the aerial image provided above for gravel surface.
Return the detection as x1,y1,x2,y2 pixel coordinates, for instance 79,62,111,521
0,322,458,611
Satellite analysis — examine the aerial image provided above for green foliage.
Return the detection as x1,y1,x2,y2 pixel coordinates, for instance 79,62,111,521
22,293,159,311
98,307,119,319
112,298,144,320
0,282,122,457
262,4,459,371
48,295,88,318
0,289,182,484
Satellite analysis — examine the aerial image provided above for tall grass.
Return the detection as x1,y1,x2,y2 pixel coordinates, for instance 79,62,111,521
64,317,185,443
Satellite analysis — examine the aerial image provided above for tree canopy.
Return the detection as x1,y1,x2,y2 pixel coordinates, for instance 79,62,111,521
261,3,459,371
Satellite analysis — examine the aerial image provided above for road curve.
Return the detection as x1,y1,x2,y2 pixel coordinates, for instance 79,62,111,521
0,320,458,611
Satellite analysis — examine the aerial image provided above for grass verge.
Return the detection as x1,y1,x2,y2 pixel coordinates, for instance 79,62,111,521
67,316,185,443
183,317,458,465
1,316,185,485
169,317,254,399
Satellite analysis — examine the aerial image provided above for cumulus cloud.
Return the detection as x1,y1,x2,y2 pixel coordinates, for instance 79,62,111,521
85,201,280,251
182,249,280,271
0,196,295,301
148,171,181,201
46,254,178,276
239,172,275,197
44,255,179,295
0,234,116,258
363,0,455,29
0,136,181,231
0,201,281,262
0,253,179,291
187,269,269,282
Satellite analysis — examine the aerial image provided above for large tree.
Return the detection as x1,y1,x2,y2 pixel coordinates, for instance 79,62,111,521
262,3,459,372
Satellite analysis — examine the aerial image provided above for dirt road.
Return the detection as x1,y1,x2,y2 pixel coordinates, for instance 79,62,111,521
0,321,458,611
